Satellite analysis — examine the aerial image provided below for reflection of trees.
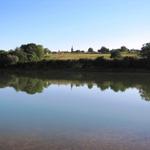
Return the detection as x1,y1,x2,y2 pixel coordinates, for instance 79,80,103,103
139,86,150,101
98,81,150,101
98,81,110,91
0,71,150,101
14,78,48,94
87,83,93,89
0,75,49,94
110,82,127,92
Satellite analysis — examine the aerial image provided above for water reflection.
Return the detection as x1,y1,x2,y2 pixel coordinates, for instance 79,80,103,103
0,71,150,101
0,71,150,150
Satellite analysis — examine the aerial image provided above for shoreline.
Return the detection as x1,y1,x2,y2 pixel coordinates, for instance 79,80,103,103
0,58,150,73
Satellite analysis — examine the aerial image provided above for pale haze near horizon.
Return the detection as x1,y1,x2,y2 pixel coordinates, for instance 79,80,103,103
0,0,150,51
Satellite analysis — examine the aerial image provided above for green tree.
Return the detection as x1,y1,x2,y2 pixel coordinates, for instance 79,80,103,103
98,46,109,54
120,46,129,52
19,43,45,62
88,47,94,53
12,48,27,63
35,45,45,59
0,52,19,66
141,43,150,59
111,50,121,59
44,48,51,54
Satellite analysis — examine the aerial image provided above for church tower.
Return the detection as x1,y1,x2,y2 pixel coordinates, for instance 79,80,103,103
71,46,74,53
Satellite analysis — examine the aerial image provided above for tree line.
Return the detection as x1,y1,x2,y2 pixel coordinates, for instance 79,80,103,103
0,42,150,66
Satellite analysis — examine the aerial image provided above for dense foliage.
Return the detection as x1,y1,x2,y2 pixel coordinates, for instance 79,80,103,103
98,47,109,54
110,50,122,59
0,43,48,65
0,42,150,70
141,43,150,59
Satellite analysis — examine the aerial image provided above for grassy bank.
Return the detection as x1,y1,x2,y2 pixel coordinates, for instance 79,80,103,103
44,52,138,60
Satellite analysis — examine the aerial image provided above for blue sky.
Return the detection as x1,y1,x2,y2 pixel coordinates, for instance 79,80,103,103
0,0,150,51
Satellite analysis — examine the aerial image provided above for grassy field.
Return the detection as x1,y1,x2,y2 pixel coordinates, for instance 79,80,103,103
44,52,139,60
121,52,139,58
44,53,110,60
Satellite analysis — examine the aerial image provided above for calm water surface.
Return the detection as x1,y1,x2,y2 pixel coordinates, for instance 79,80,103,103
0,72,150,150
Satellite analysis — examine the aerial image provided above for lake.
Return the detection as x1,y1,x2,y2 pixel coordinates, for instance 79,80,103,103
0,71,150,150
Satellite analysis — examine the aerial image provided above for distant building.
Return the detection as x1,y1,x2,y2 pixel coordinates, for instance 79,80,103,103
71,46,74,52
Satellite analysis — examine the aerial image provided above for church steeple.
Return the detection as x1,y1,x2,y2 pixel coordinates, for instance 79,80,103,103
71,46,74,52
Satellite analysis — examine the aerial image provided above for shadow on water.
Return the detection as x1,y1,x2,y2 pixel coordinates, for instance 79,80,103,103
0,70,150,101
